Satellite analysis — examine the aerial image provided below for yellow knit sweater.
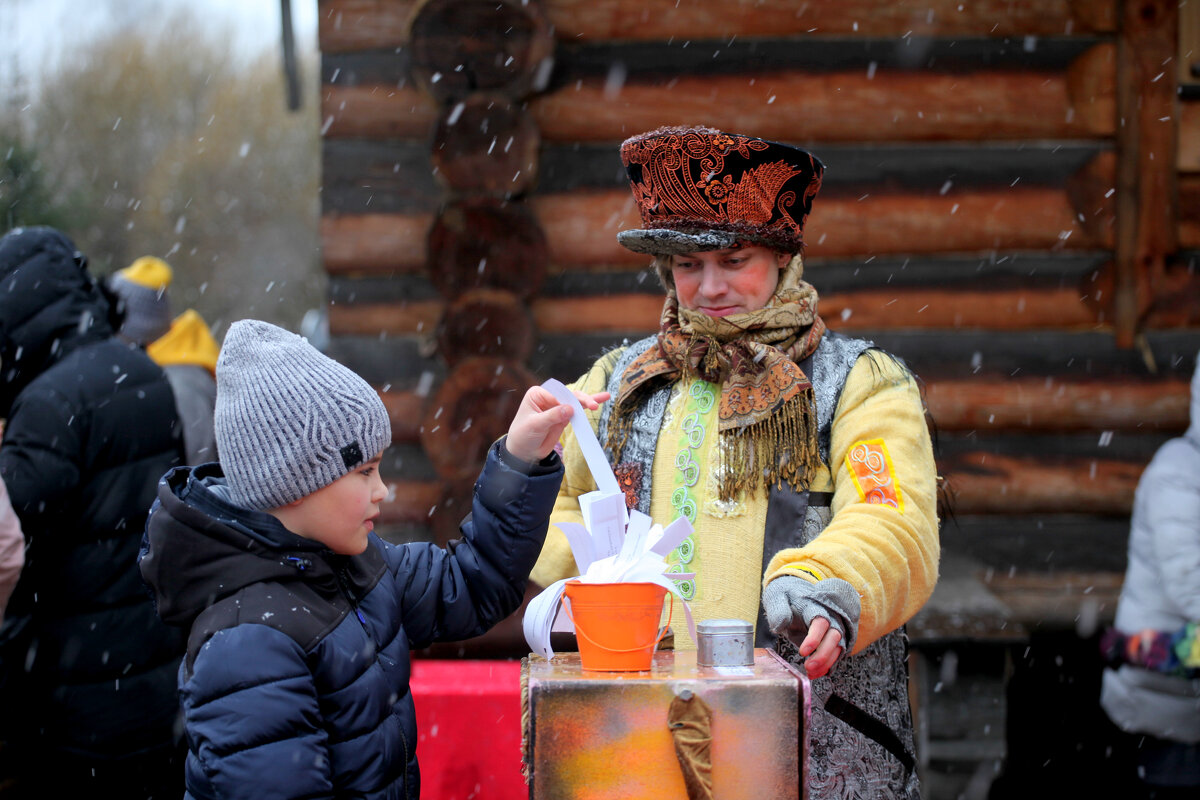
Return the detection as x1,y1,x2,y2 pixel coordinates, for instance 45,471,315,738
529,346,940,654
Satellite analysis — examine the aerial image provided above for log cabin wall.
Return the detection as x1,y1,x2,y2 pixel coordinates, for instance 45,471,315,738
317,0,1200,637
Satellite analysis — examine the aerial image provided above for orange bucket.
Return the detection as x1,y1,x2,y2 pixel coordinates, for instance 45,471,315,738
563,581,671,671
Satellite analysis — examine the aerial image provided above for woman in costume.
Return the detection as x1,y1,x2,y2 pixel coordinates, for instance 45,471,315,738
530,126,940,799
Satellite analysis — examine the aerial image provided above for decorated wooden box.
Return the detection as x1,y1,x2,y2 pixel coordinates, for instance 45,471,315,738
521,649,810,800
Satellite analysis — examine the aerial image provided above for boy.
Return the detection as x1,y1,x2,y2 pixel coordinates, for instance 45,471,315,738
139,319,604,800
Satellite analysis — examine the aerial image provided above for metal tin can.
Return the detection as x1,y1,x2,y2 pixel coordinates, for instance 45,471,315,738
696,618,754,667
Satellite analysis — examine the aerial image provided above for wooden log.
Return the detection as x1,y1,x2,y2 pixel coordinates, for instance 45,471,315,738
322,213,432,275
530,285,1100,334
1180,175,1200,249
1144,257,1200,328
407,0,554,103
323,48,1116,142
427,199,548,299
1113,0,1179,346
530,185,1101,267
924,377,1191,431
378,478,443,525
380,388,426,444
527,64,1115,144
318,0,418,54
1065,152,1117,250
377,376,1190,448
980,571,1124,630
941,452,1143,515
320,84,436,139
329,282,1103,337
1181,101,1200,173
419,357,537,481
328,299,442,335
430,94,540,196
435,288,536,365
317,0,1117,52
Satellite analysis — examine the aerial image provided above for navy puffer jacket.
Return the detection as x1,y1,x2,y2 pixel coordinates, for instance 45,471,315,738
139,441,560,800
0,226,186,760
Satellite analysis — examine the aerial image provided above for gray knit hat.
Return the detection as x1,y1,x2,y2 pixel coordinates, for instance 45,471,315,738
215,319,392,511
109,256,173,345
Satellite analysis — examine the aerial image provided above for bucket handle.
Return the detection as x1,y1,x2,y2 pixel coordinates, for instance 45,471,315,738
564,592,675,654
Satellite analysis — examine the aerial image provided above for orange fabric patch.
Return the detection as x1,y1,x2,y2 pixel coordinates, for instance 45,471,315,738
844,439,904,513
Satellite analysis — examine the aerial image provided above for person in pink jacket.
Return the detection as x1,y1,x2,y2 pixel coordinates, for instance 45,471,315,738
0,474,23,624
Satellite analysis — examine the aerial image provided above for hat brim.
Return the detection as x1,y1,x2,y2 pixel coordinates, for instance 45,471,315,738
616,228,740,256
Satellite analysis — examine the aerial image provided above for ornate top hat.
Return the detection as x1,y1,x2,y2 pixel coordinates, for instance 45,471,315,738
617,126,824,256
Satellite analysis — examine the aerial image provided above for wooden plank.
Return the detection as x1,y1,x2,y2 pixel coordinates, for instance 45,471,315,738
1113,0,1179,346
941,452,1143,515
925,377,1190,431
321,213,431,275
317,0,1117,52
325,57,1117,142
328,299,442,334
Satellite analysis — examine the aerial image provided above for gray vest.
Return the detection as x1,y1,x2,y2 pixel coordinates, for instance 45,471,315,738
599,331,920,800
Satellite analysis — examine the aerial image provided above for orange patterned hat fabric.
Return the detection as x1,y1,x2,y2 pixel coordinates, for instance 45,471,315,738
617,126,824,256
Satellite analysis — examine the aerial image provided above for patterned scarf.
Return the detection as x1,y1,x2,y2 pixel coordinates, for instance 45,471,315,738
608,256,826,500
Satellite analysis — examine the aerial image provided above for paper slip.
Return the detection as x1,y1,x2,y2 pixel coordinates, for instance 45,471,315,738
523,379,699,660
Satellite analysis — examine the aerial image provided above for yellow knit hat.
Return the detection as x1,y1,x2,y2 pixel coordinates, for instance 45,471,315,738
118,256,173,290
109,256,174,344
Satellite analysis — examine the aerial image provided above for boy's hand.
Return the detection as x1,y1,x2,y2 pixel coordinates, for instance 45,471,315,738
504,386,610,464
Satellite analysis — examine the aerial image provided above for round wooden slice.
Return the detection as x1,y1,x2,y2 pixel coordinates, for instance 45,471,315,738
435,288,536,366
431,94,540,196
426,198,548,299
420,357,537,482
408,0,555,104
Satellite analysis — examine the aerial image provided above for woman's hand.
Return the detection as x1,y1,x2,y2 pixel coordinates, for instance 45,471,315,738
504,386,610,464
794,616,844,679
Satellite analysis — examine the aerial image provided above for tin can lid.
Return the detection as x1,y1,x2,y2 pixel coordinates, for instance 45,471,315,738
697,618,753,635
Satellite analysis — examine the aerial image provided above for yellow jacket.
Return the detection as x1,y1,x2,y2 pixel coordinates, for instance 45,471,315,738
530,345,939,653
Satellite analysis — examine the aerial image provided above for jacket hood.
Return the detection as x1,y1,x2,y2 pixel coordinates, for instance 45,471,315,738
0,226,118,416
139,463,340,628
1189,350,1200,445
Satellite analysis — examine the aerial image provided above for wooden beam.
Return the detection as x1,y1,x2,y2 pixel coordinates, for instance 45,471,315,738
1112,0,1179,346
317,0,1117,52
941,452,1142,514
924,377,1190,431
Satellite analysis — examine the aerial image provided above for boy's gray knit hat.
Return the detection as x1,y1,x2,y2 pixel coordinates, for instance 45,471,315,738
215,319,392,510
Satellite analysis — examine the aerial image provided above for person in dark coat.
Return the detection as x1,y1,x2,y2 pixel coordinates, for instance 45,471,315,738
0,226,187,797
138,319,605,800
